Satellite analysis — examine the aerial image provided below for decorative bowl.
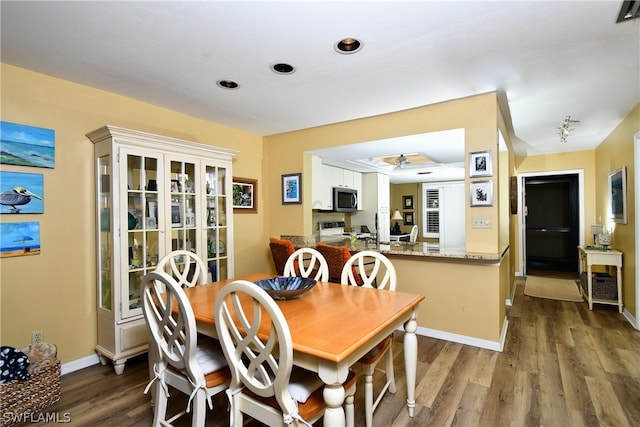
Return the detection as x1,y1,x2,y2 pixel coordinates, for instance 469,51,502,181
255,276,317,300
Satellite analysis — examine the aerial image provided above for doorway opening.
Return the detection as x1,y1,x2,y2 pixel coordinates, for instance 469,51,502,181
523,173,581,278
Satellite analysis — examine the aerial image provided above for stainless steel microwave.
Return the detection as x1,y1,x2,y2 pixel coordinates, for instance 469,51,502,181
333,187,358,212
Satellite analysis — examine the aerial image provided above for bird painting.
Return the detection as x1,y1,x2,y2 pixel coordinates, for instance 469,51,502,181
0,186,42,213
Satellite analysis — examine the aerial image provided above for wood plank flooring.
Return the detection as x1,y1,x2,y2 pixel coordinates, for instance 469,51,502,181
13,279,640,426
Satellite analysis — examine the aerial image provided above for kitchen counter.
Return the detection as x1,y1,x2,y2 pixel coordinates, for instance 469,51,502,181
284,234,508,263
366,241,508,263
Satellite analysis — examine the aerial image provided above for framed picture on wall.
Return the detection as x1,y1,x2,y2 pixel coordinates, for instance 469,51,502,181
469,150,492,177
282,173,302,204
403,195,414,210
0,171,44,214
232,177,257,213
470,180,493,207
403,211,414,225
609,166,627,224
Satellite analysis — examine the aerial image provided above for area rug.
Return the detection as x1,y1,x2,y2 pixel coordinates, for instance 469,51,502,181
524,276,583,302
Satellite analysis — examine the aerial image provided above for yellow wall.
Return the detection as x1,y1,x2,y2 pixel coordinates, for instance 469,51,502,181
264,93,511,341
392,254,507,343
595,104,639,318
0,64,269,362
264,93,503,254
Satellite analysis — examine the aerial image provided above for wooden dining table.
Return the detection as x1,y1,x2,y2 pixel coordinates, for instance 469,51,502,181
183,272,425,427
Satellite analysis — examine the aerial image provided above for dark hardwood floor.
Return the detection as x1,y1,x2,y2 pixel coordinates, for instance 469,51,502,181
15,279,640,426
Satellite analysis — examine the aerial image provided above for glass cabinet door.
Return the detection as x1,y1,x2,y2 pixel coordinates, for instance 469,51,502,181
121,150,162,319
205,165,229,281
97,155,112,311
168,159,198,255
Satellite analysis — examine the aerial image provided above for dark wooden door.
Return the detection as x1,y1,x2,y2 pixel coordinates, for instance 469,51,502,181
525,174,579,273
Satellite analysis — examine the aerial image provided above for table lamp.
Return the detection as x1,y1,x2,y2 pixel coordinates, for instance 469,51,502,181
391,209,403,234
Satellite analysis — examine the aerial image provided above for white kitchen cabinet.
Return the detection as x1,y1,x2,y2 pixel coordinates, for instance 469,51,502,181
422,181,465,246
310,155,362,210
87,125,236,374
352,173,390,242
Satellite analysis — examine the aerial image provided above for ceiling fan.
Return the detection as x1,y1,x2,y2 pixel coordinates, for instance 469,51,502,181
393,153,429,170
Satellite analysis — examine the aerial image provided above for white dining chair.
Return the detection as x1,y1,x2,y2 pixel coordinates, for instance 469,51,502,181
141,270,230,427
409,225,419,242
156,250,207,288
283,247,329,281
340,250,397,427
214,279,356,427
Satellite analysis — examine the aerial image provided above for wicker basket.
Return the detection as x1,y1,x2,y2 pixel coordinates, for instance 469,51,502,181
0,359,61,427
580,272,618,300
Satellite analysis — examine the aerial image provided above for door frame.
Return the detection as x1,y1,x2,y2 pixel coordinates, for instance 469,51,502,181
633,131,640,329
517,169,585,276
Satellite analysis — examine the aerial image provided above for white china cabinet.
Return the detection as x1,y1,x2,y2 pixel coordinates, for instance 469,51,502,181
87,125,237,374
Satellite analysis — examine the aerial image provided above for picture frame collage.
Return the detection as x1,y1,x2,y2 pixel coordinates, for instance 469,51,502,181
469,150,493,207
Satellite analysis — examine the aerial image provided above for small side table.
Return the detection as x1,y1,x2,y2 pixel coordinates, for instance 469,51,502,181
578,246,623,312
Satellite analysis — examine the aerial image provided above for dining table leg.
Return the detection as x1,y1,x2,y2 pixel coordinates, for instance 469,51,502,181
319,361,348,427
404,307,419,417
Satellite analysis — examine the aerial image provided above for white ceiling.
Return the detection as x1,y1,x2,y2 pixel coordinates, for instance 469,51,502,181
1,1,638,183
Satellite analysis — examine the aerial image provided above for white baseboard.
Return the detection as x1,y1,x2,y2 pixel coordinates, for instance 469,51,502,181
61,353,100,375
622,307,639,330
415,317,508,352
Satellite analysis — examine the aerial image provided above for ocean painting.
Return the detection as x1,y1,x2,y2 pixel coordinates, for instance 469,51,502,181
0,171,44,214
0,121,55,168
0,221,41,258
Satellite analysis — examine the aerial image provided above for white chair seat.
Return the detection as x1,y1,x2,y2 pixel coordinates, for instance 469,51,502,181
194,336,229,375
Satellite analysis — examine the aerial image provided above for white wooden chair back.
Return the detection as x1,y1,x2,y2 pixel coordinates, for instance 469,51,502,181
215,280,299,418
142,270,230,426
409,225,419,242
340,251,397,426
141,270,204,386
283,247,329,281
156,250,207,288
341,250,397,291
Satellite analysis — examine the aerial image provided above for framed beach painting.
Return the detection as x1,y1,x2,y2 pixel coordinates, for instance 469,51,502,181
282,173,302,204
0,221,41,258
0,121,55,168
0,171,44,214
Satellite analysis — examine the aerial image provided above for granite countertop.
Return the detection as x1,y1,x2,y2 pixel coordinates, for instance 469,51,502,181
379,242,509,262
283,235,509,262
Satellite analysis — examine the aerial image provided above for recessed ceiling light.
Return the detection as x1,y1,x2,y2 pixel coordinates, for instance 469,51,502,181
216,80,239,89
271,62,296,75
334,37,363,54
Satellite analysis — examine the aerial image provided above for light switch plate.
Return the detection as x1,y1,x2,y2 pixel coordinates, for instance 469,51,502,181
472,216,491,229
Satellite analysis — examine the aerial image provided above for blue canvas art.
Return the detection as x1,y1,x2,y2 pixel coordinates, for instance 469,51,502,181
0,121,55,168
0,171,44,214
0,221,41,258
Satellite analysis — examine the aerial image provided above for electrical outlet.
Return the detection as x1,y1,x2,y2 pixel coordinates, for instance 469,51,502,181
31,330,43,344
